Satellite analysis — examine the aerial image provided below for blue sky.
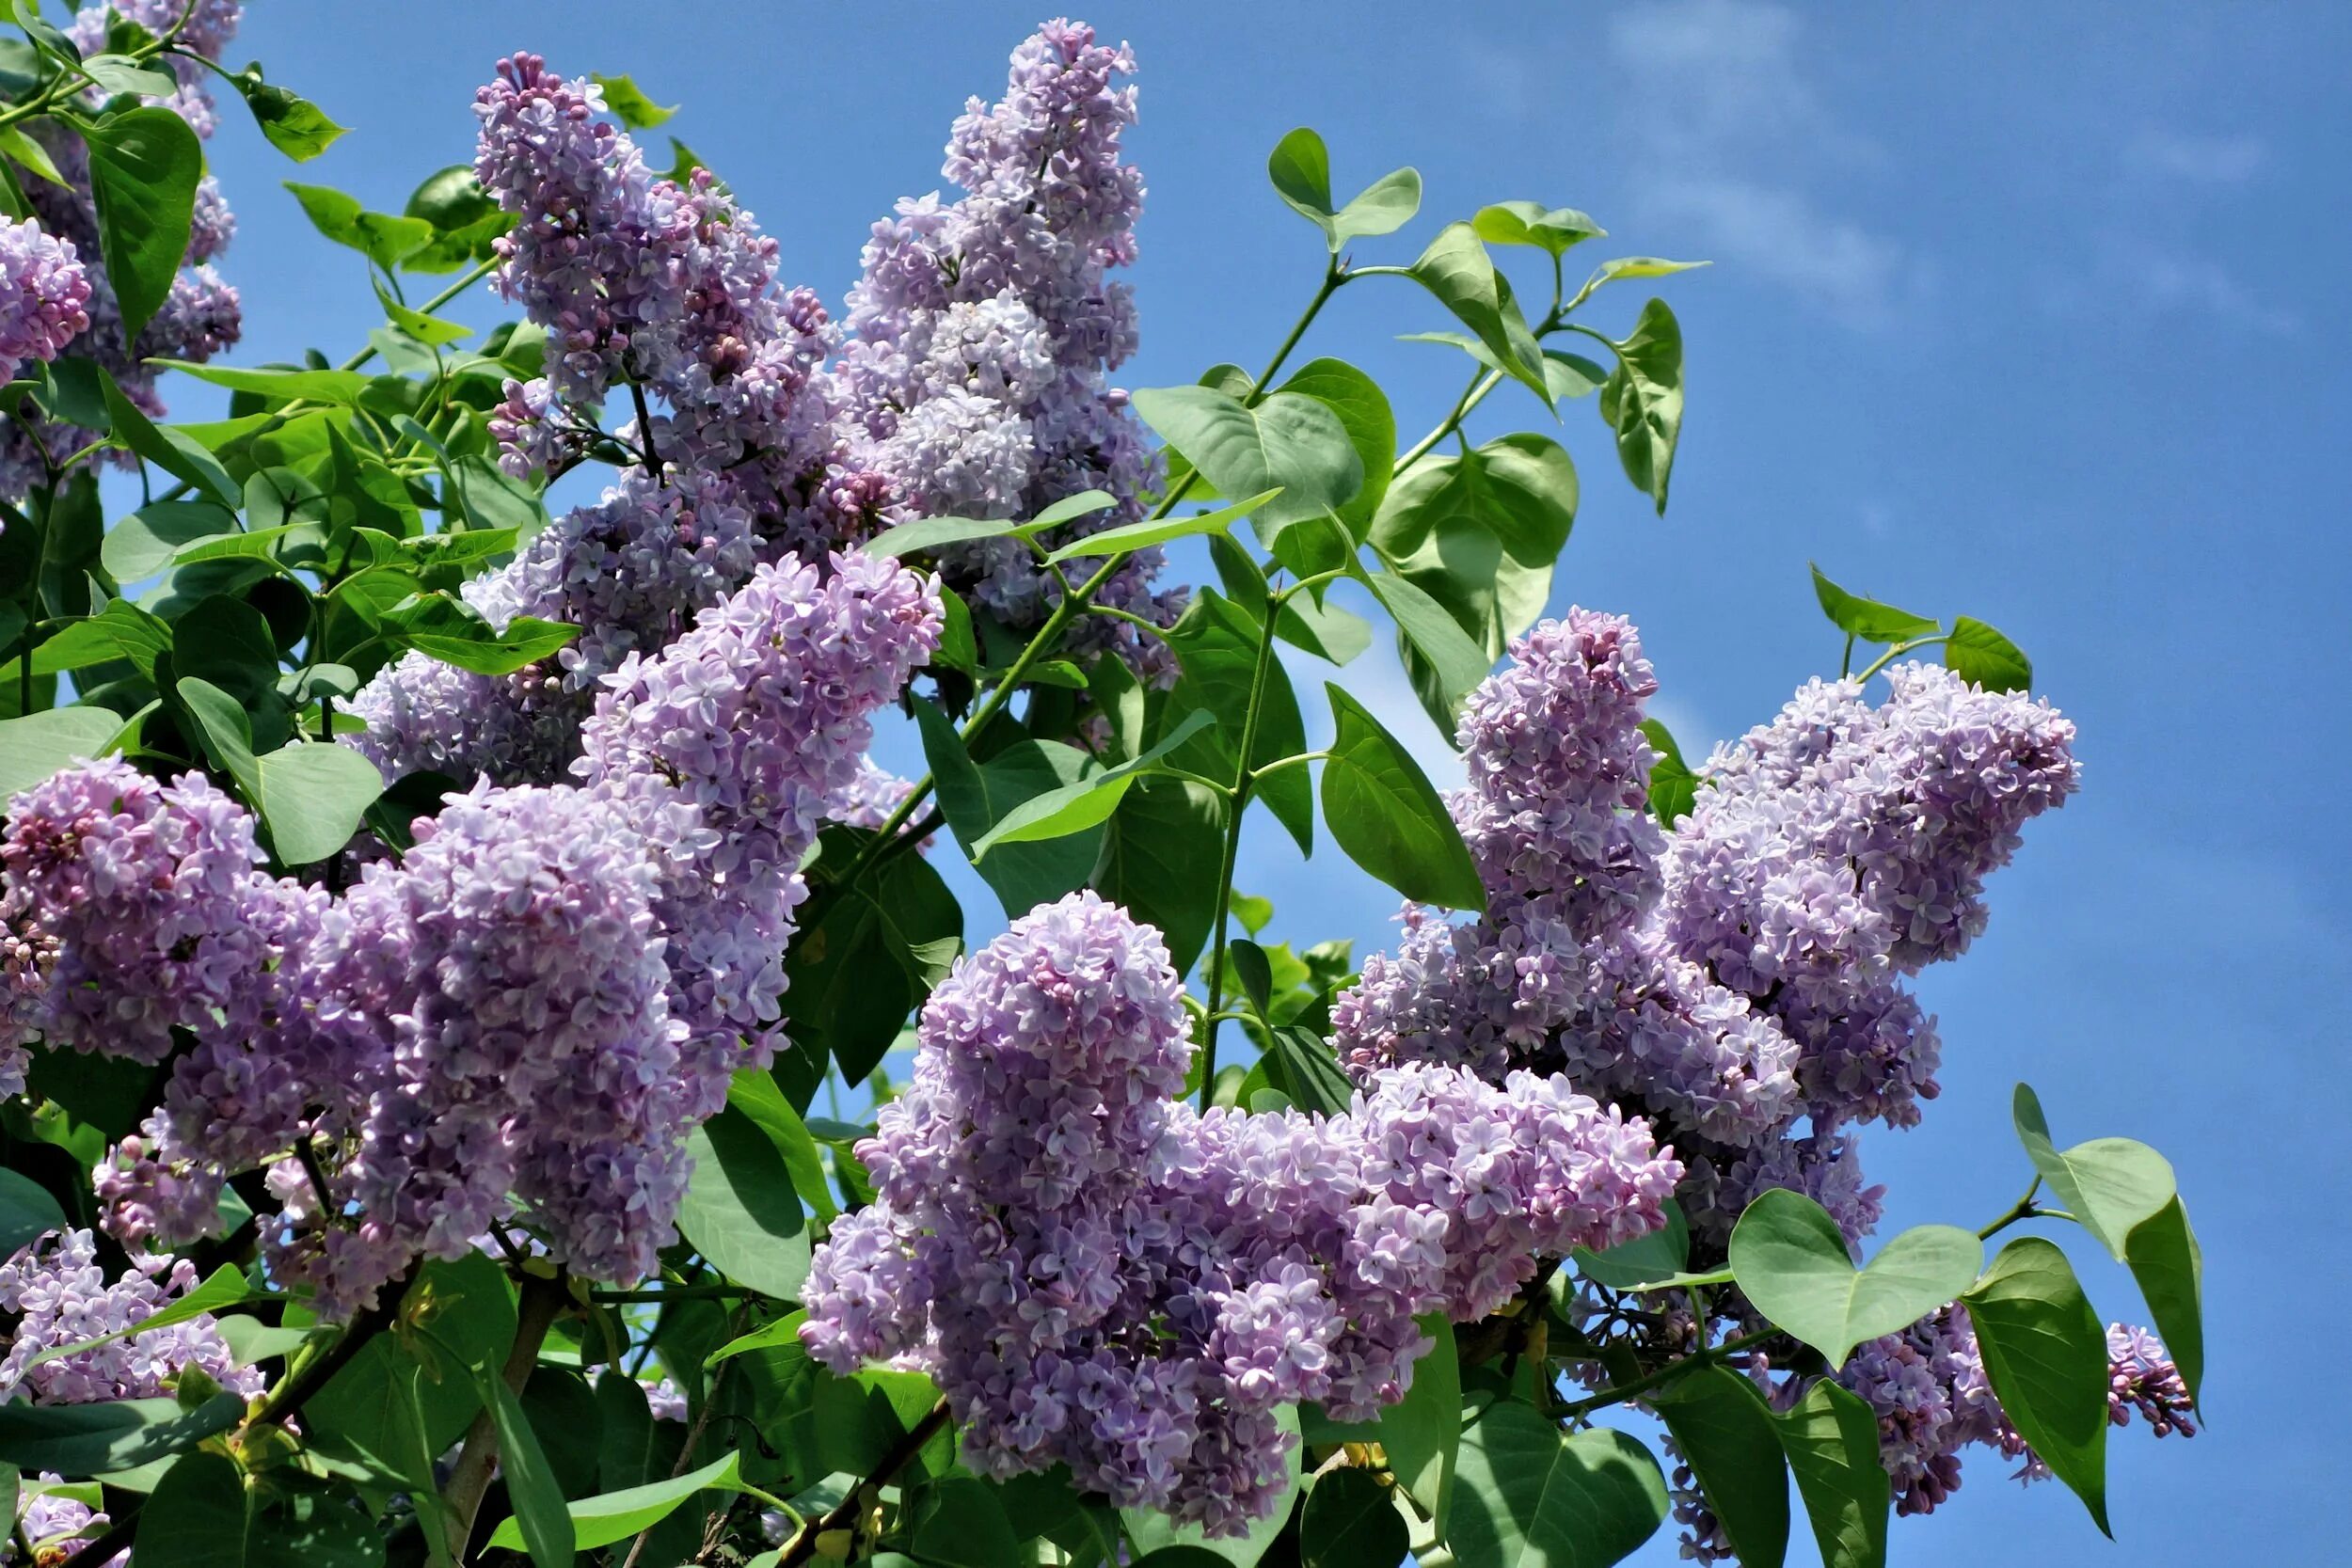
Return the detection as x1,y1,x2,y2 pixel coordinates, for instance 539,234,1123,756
192,3,2349,1560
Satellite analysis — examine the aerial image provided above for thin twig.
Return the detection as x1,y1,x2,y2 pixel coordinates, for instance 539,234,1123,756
775,1399,952,1567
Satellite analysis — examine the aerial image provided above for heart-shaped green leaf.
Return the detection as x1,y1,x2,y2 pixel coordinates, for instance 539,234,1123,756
1963,1238,2111,1536
1449,1401,1668,1568
1727,1189,1980,1369
2010,1084,2176,1261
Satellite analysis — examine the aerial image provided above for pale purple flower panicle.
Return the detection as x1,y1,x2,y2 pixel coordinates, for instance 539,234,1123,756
2106,1323,2196,1438
0,1227,261,1405
803,890,1679,1537
828,20,1184,685
0,216,91,384
12,1481,119,1568
576,551,942,1117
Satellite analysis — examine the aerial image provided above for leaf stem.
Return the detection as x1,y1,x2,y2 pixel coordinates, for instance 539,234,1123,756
1854,634,1949,684
1198,577,1283,1109
775,1397,953,1567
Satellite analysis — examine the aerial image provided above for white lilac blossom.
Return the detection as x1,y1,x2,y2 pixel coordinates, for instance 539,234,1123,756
0,1227,261,1405
574,551,940,1120
0,5,240,498
801,890,1679,1536
828,20,1184,686
0,216,91,384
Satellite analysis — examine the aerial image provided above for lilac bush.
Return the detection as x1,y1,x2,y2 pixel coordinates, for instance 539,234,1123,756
0,14,2205,1568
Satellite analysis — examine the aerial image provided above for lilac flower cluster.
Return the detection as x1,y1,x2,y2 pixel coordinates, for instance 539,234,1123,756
827,19,1184,685
0,216,91,384
1830,1308,2193,1520
9,1481,118,1568
352,55,863,789
802,891,1679,1535
0,4,242,497
575,550,942,1118
1338,611,2077,1248
12,548,939,1316
0,1227,261,1405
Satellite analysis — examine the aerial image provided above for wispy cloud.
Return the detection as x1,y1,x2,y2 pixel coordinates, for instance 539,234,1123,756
2124,127,2267,185
1595,0,1923,325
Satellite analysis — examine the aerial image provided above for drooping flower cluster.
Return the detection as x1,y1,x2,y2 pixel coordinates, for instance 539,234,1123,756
827,18,1184,684
0,215,91,384
0,2,242,497
0,1227,260,1405
803,891,1680,1535
13,550,939,1317
1339,610,2079,1245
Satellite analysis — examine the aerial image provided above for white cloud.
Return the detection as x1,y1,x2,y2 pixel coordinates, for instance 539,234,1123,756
1597,0,1918,324
2131,250,2296,334
2125,128,2267,184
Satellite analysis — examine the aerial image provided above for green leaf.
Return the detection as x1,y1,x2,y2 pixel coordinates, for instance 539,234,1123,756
401,166,507,272
1449,1401,1668,1568
1944,616,2032,691
675,1105,811,1301
729,1071,837,1225
970,709,1215,857
1368,432,1577,662
24,1264,248,1373
254,741,383,866
1772,1380,1888,1568
0,1394,241,1475
863,515,1027,560
921,705,1104,917
1584,256,1710,291
2010,1083,2176,1262
284,182,433,271
475,1364,576,1568
487,1451,741,1555
1639,719,1700,827
1268,129,1421,253
591,72,676,129
1160,590,1313,854
1274,358,1394,540
1652,1367,1790,1568
1131,384,1362,544
782,824,961,1084
913,1475,1024,1568
1574,1198,1690,1291
1093,778,1224,977
1229,938,1274,1018
1359,566,1493,726
1300,1467,1406,1568
79,54,179,99
1406,223,1553,409
1597,298,1685,515
1473,200,1605,257
1322,682,1485,910
1044,488,1283,562
135,1450,383,1568
80,107,201,341
99,369,238,507
0,1168,67,1256
1726,1189,1981,1369
147,360,368,405
1124,1404,1300,1566
1399,332,1608,404
1380,1314,1459,1533
231,66,347,161
375,286,470,347
0,706,124,799
2124,1196,2204,1407
1963,1237,2111,1535
1263,1022,1353,1117
303,1255,516,1461
1810,564,1938,645
384,595,577,675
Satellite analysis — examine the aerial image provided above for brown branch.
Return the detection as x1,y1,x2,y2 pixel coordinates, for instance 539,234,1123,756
438,1270,569,1552
775,1398,952,1567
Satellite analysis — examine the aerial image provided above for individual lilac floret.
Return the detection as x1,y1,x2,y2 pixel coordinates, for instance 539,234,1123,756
828,21,1183,685
0,1228,262,1405
0,216,91,383
310,782,686,1313
576,551,942,1118
804,890,1680,1536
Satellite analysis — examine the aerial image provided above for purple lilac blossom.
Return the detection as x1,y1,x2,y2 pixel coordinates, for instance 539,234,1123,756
802,890,1679,1535
0,6,240,497
575,550,942,1119
0,216,91,384
827,20,1184,687
10,1481,119,1568
0,1227,261,1405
